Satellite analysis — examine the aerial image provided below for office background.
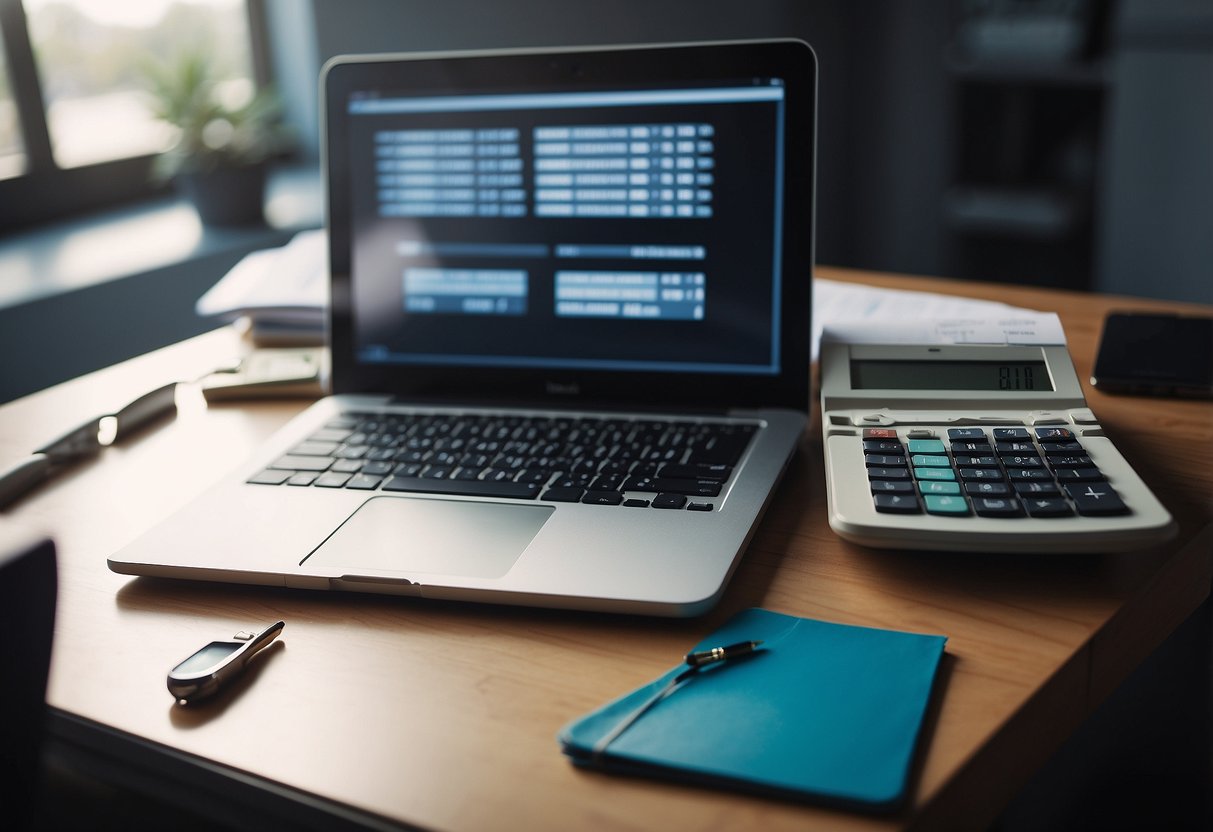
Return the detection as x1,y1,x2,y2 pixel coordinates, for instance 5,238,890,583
1,0,1210,403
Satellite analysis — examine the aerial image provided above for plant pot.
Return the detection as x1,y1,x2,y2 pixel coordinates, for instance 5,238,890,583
176,163,267,227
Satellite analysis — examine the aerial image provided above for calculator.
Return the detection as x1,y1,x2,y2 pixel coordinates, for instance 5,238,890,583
820,341,1176,553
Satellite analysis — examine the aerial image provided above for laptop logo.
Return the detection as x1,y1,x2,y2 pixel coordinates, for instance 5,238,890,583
546,380,580,396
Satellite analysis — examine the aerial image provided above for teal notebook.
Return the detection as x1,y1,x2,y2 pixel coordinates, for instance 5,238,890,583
558,608,947,810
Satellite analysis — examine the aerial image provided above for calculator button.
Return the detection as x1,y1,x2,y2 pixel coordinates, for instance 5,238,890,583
948,428,987,440
924,495,969,515
1064,484,1130,516
863,440,904,454
959,468,1004,480
974,497,1023,517
866,454,908,467
1053,468,1106,482
1035,427,1074,440
914,467,957,481
1070,408,1098,425
1041,441,1085,454
1000,455,1045,468
907,439,947,454
868,467,911,480
862,428,899,439
1047,455,1092,467
906,428,936,439
1014,481,1062,496
951,441,993,453
1007,469,1052,481
954,455,999,468
871,480,915,494
919,481,961,495
966,481,1012,496
1024,497,1074,517
874,494,921,513
1028,412,1067,425
910,454,951,468
993,428,1031,440
996,441,1037,454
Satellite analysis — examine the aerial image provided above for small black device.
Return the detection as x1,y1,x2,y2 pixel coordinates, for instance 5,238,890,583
168,621,284,703
1091,312,1213,399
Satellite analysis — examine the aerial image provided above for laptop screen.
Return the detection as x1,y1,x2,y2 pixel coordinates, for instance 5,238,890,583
325,41,815,410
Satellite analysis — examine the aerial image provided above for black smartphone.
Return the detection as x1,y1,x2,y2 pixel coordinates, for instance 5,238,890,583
1091,312,1213,398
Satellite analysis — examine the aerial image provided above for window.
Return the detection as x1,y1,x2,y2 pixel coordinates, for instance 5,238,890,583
0,0,266,228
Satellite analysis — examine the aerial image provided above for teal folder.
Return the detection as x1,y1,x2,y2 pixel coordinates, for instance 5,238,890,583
558,608,947,810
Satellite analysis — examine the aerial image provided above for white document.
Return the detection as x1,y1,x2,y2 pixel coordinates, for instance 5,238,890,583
813,278,1066,359
196,229,327,323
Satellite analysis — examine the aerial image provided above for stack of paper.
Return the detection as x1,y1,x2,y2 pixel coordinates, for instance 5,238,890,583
196,229,327,345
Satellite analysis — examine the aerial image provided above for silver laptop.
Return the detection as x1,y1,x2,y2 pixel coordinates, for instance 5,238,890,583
109,39,817,616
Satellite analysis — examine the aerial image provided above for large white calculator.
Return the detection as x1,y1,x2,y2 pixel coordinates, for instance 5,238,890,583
820,341,1176,553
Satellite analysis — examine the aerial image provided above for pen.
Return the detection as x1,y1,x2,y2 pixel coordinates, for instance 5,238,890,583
684,640,762,668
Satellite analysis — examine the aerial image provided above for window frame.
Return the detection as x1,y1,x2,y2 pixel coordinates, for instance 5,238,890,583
0,0,272,231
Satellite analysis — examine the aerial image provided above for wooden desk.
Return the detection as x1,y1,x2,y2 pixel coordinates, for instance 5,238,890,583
2,268,1210,831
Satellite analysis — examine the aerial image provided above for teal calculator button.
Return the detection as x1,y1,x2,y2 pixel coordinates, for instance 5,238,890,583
924,495,969,515
915,467,957,481
919,481,961,495
911,454,951,468
908,439,946,454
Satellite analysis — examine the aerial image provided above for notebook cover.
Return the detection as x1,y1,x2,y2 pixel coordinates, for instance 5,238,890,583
558,608,947,810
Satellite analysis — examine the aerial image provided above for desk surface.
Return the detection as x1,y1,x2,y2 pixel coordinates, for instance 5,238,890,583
3,267,1211,831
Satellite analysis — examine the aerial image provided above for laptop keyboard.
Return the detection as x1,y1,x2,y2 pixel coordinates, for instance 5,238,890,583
246,411,758,511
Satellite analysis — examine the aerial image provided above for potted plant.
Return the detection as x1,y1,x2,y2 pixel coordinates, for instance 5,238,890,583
145,52,292,226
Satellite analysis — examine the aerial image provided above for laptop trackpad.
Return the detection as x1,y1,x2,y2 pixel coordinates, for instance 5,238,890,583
305,496,554,579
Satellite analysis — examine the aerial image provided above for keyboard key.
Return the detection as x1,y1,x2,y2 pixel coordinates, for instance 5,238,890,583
919,481,961,495
623,477,722,497
686,502,714,512
996,441,1037,454
346,474,383,490
974,497,1022,517
915,467,957,481
382,477,539,500
247,469,290,485
314,472,352,488
542,486,583,502
269,455,333,472
874,493,920,513
1064,484,1129,515
924,495,968,515
871,480,914,494
659,463,732,481
1024,497,1073,517
287,473,318,486
289,441,340,457
1047,455,1093,467
907,439,946,454
951,441,993,454
652,493,688,510
582,490,624,506
622,498,650,507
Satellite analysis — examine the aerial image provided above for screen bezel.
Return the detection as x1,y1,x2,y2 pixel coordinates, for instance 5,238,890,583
322,40,815,412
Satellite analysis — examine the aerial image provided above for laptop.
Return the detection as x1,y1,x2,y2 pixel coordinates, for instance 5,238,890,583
109,39,817,617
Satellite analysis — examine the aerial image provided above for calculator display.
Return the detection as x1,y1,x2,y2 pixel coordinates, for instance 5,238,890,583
850,360,1052,392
